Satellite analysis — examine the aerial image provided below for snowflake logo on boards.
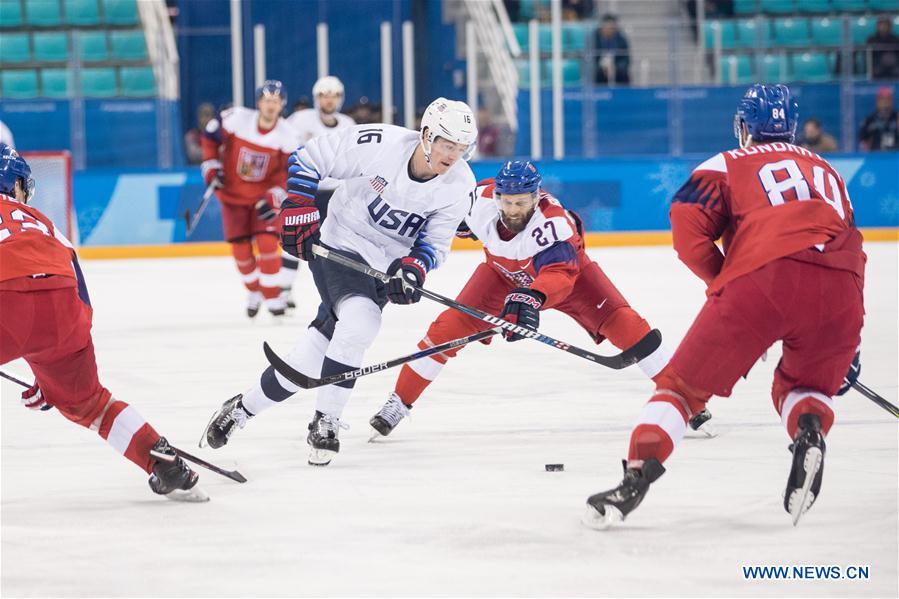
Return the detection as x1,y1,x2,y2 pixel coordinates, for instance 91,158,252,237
370,175,389,195
649,162,693,206
492,260,534,287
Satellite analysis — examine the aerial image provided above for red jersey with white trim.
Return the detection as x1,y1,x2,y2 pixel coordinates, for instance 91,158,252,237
201,106,294,206
465,179,589,308
670,141,864,295
0,194,77,289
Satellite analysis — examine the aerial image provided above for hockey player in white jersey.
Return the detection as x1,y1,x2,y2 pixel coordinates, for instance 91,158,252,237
201,98,478,466
278,76,357,310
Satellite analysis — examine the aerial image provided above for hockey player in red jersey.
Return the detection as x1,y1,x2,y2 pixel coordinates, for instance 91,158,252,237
201,79,295,318
367,160,709,437
0,144,206,501
583,84,865,529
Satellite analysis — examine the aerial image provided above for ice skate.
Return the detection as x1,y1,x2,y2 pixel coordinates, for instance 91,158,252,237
583,459,665,530
246,290,264,318
280,286,296,310
687,408,718,438
200,394,252,449
265,296,288,318
148,437,208,502
307,410,346,466
784,413,826,526
369,392,411,441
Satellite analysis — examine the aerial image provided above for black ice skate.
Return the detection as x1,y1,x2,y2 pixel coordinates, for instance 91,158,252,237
687,408,718,438
266,296,287,318
247,291,263,318
307,410,346,466
784,413,826,526
280,287,296,310
583,459,665,530
369,393,411,440
201,394,252,449
148,437,208,502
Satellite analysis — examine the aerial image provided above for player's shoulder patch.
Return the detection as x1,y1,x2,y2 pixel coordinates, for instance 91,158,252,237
694,152,727,174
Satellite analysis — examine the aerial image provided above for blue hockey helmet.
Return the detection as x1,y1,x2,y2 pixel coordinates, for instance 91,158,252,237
494,160,541,196
256,79,286,106
733,84,798,146
0,143,34,202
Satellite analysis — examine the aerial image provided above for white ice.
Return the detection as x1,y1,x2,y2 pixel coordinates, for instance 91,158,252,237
2,244,897,597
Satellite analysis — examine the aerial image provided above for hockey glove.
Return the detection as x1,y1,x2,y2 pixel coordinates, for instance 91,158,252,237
386,256,427,304
279,199,321,261
201,159,224,188
499,287,545,342
21,383,51,411
455,220,478,241
255,198,278,222
837,349,861,396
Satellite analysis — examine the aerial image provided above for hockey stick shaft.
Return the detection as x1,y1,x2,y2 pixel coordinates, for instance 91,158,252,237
184,181,219,235
311,244,659,369
851,380,899,419
264,328,500,389
0,370,247,481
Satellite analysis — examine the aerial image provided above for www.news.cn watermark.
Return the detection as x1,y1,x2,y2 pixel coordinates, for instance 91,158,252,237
742,565,870,581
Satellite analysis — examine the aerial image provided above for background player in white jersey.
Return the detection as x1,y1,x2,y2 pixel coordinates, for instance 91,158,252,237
368,161,712,438
201,80,295,318
279,76,357,310
201,98,478,466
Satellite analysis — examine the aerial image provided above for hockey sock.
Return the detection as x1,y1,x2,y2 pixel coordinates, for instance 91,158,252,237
778,388,835,440
599,307,670,378
241,326,330,415
315,296,382,418
231,240,259,292
255,234,281,300
627,390,692,465
277,252,301,289
394,338,452,405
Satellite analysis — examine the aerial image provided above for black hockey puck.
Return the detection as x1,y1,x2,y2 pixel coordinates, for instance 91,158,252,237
545,463,564,472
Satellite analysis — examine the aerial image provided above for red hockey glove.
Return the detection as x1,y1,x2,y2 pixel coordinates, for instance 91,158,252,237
386,256,427,304
21,383,51,411
499,287,545,342
201,159,223,188
279,199,321,260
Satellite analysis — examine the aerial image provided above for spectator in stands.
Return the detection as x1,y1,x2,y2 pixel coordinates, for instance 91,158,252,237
594,14,630,85
183,103,215,165
563,0,593,21
799,118,838,153
292,98,311,113
0,120,14,149
477,106,501,157
347,98,376,124
858,86,898,152
867,16,899,80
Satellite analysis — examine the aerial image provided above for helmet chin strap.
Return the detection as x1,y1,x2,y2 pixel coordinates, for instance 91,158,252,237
739,124,753,149
420,133,436,172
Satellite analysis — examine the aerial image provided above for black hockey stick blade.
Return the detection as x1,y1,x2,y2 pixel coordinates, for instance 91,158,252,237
614,328,663,368
851,380,899,419
172,447,248,483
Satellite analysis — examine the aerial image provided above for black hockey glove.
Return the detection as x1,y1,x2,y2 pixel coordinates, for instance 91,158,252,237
836,349,861,396
455,220,478,241
255,198,278,222
386,256,427,304
499,287,545,342
279,198,321,261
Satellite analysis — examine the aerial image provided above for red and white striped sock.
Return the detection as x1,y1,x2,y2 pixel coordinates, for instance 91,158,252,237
778,388,835,439
92,398,161,474
627,390,691,466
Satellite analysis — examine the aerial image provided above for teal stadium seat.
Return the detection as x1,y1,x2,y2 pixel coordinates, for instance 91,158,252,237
41,68,71,97
512,23,528,52
760,0,795,13
33,31,70,62
773,18,811,47
831,0,868,10
811,17,843,46
735,18,770,48
120,66,155,96
80,67,117,96
868,0,899,8
721,54,754,84
64,0,100,26
76,30,107,62
759,53,789,81
519,0,535,20
704,20,736,50
562,23,588,52
538,24,552,52
1,69,39,99
0,0,24,28
851,16,876,45
0,32,30,64
24,0,62,27
562,59,581,84
792,51,831,81
102,0,139,26
734,0,759,14
110,30,147,61
796,0,831,11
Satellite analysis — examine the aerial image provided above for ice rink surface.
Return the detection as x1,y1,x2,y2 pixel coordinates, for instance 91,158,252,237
2,243,897,598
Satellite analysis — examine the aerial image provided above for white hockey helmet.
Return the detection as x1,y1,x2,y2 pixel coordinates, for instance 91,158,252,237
312,75,345,111
420,98,478,163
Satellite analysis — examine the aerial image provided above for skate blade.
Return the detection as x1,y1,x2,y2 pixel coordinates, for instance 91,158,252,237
198,408,222,449
688,420,718,439
788,447,823,526
308,447,335,466
581,503,624,530
164,485,210,503
368,427,387,443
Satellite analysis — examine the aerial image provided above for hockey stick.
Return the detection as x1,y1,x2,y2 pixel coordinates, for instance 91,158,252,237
263,328,500,389
851,380,899,419
0,370,247,482
184,181,220,236
311,244,661,369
